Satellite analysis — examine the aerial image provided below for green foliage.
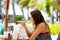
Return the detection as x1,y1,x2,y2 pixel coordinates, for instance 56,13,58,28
49,24,60,35
57,0,60,3
19,0,30,8
55,4,60,11
45,0,51,16
54,0,60,11
37,0,54,16
19,0,55,16
37,3,45,10
29,0,37,8
19,0,37,8
45,0,54,16
16,15,24,21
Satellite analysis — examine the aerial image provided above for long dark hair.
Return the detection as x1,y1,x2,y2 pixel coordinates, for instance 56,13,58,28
30,10,45,27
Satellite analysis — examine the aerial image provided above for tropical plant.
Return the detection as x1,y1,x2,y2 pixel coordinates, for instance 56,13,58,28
19,0,54,16
19,0,37,20
49,24,60,35
29,0,54,16
29,0,37,8
53,0,60,11
16,15,24,21
19,0,30,20
19,0,30,8
53,0,60,21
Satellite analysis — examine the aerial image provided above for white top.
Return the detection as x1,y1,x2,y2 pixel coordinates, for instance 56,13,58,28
12,24,29,39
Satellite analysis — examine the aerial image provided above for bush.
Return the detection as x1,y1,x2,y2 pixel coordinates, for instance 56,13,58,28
49,24,60,35
16,15,24,21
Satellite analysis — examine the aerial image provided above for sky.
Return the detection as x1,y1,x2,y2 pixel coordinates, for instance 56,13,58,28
2,2,49,20
2,0,52,21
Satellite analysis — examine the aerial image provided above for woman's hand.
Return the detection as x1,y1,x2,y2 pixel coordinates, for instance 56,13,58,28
20,21,26,28
30,37,35,40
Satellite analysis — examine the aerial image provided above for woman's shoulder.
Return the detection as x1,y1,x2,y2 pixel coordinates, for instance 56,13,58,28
38,22,46,26
36,22,45,29
37,22,48,29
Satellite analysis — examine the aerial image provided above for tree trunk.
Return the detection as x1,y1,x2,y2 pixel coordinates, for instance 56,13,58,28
57,11,60,22
27,6,29,20
57,34,60,40
12,0,16,23
0,0,4,20
56,11,58,21
59,12,60,22
21,9,25,20
51,15,54,24
51,7,55,24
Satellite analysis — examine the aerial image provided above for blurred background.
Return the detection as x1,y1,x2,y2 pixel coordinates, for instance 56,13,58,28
0,0,60,40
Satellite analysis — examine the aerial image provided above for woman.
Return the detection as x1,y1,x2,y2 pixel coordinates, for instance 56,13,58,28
0,15,5,35
21,10,52,40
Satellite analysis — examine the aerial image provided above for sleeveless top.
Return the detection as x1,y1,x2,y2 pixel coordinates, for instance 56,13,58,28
35,23,52,40
36,32,52,40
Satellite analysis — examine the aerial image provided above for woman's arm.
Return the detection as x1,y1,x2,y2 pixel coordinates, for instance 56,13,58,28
20,21,33,37
30,23,45,40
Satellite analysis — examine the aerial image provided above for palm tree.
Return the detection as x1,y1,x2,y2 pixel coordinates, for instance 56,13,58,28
53,0,60,21
27,6,29,20
19,0,30,20
19,0,56,23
